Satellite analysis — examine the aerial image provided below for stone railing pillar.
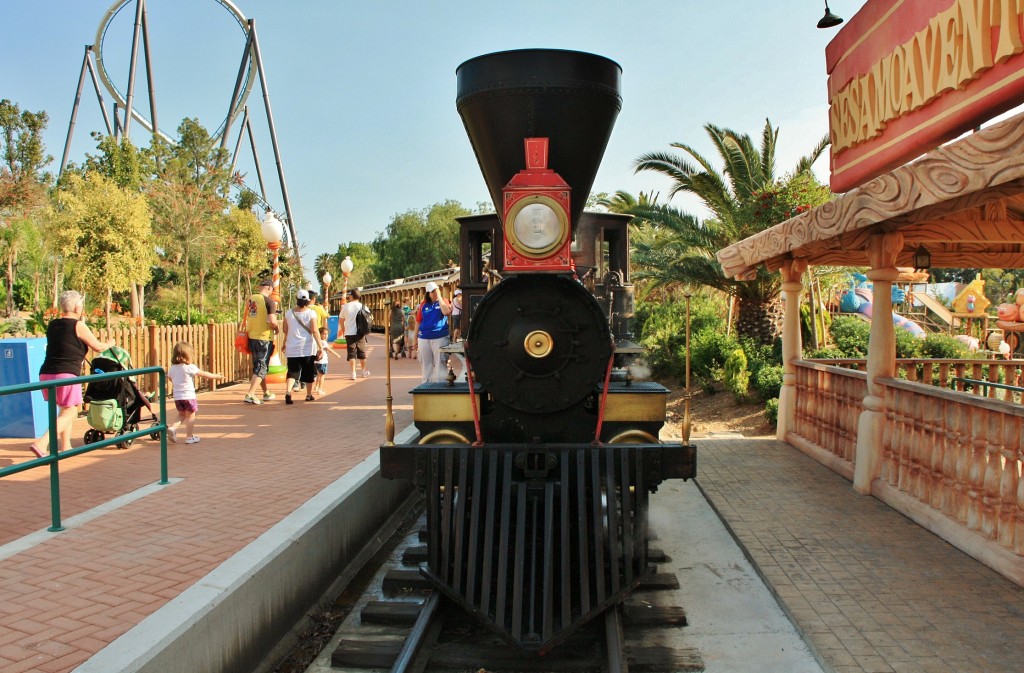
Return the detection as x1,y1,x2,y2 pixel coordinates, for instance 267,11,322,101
778,258,807,440
854,232,903,493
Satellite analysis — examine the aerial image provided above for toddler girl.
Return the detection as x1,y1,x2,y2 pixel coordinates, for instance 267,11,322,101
167,341,224,444
314,327,330,395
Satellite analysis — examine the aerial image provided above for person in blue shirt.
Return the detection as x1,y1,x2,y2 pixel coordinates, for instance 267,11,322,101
417,282,452,383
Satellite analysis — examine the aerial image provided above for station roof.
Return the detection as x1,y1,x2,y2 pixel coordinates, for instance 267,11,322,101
716,110,1024,281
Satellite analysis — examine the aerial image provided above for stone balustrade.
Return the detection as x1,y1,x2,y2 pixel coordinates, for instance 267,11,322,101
790,359,1024,585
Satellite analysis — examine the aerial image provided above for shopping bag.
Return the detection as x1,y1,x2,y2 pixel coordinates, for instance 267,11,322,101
234,331,251,354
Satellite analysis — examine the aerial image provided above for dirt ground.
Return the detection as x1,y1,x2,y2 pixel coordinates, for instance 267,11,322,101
663,381,776,438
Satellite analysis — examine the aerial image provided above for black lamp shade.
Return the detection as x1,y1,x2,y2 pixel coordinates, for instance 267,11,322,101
817,2,844,28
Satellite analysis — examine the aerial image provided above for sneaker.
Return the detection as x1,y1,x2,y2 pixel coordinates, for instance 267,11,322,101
262,392,276,401
243,395,262,405
305,394,315,401
185,436,201,444
351,373,357,380
168,427,178,444
285,393,293,405
362,370,371,378
292,382,301,391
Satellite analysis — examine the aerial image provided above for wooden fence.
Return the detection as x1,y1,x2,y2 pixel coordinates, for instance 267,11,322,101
3,322,251,395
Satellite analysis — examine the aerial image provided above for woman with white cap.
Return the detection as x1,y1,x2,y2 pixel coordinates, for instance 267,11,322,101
417,282,452,383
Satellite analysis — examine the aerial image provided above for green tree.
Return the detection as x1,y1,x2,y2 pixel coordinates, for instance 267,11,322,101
67,132,155,192
314,253,335,289
52,172,155,323
610,119,831,344
334,241,377,290
147,119,232,324
67,132,158,316
0,99,52,315
370,200,470,280
220,206,267,317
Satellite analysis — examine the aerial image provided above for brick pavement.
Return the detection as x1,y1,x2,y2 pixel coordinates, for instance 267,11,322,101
0,336,417,673
6,347,1023,673
696,436,1024,673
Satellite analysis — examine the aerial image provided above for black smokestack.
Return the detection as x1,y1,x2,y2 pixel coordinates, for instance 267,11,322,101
456,49,622,229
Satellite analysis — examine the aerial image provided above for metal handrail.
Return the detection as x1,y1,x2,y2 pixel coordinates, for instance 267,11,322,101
0,366,168,531
950,376,1024,396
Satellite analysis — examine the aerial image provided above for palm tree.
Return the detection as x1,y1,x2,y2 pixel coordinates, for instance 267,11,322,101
610,119,830,344
314,253,334,291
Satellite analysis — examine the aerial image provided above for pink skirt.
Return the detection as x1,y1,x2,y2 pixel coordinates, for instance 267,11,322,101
40,372,84,408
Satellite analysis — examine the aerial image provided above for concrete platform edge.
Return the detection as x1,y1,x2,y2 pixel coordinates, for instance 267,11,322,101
72,449,415,673
693,475,837,673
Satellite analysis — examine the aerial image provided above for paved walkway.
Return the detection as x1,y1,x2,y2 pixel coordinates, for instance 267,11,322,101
3,339,1024,673
0,336,416,673
695,435,1024,673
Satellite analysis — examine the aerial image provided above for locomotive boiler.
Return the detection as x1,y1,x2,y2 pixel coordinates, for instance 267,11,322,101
380,48,696,654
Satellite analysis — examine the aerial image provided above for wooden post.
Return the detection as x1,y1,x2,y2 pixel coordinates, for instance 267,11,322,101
854,232,902,494
208,320,217,391
147,320,158,393
778,258,807,442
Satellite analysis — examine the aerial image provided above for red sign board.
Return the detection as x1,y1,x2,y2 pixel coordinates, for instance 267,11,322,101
827,0,1024,192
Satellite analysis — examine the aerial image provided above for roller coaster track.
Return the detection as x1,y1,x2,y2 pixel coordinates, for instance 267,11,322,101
62,0,299,251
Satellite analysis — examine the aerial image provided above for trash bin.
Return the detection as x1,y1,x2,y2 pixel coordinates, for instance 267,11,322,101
0,337,49,438
327,315,339,343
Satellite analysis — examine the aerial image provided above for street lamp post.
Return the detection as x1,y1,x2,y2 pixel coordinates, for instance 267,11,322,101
322,271,333,314
340,256,354,306
260,211,285,305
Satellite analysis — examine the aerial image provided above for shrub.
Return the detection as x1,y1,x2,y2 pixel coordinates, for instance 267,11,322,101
1,316,27,336
634,295,733,383
804,346,844,359
690,328,739,384
764,398,780,426
635,295,727,381
724,348,750,400
895,328,923,359
921,333,970,359
740,336,781,376
752,364,784,400
829,316,871,357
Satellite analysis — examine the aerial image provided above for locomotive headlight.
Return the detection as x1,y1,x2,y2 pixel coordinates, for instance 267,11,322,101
506,195,568,258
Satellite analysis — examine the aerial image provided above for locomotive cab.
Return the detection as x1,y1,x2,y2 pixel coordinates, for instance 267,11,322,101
380,48,696,654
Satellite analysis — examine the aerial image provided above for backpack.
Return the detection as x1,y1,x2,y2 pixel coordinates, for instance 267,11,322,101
355,305,372,339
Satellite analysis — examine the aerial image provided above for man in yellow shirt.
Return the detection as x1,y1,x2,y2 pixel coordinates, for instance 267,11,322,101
242,278,280,404
309,290,330,330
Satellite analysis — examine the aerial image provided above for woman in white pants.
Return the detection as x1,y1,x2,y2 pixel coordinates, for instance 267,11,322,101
417,282,451,382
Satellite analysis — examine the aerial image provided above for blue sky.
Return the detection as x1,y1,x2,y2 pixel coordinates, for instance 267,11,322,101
3,0,866,276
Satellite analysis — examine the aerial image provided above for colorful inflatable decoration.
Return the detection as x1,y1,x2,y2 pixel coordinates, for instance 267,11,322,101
265,351,287,384
995,287,1024,354
839,273,926,338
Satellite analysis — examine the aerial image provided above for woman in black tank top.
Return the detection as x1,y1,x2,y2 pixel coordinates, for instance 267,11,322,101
30,291,116,458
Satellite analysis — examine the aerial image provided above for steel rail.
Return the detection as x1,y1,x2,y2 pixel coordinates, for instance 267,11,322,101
389,591,440,673
605,605,629,673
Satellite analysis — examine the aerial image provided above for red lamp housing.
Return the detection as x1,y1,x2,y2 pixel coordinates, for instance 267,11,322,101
502,138,572,272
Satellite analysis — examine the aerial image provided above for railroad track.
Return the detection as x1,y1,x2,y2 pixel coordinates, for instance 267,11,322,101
326,512,704,673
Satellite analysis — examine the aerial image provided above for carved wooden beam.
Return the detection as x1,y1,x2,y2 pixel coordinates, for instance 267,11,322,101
899,220,1024,244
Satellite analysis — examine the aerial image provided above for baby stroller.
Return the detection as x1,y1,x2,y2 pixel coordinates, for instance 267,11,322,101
83,346,160,448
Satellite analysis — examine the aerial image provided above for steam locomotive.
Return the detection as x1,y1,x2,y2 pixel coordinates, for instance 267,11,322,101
380,49,696,654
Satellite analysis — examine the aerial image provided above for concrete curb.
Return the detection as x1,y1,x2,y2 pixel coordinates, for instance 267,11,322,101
73,446,414,673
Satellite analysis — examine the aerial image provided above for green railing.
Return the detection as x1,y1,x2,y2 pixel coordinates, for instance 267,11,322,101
0,366,169,532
